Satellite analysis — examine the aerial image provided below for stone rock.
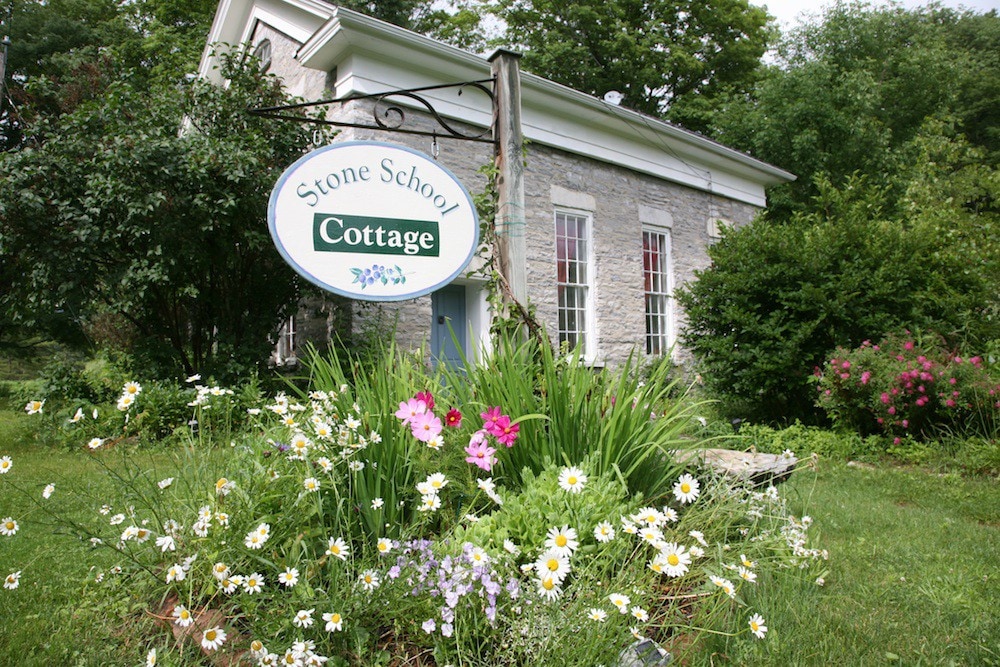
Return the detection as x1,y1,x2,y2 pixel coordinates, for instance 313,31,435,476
675,448,797,486
616,638,672,666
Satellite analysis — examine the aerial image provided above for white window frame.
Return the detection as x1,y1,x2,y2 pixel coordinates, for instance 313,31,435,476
554,208,595,358
642,225,674,357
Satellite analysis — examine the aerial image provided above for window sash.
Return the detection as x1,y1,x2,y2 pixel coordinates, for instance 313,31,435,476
643,229,672,355
556,211,590,352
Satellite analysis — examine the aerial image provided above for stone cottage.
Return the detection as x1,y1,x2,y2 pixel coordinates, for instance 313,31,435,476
198,3,794,368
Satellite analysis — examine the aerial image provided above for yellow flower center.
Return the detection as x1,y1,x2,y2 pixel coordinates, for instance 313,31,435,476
205,630,217,641
546,558,559,571
181,611,190,619
667,554,680,566
331,613,341,623
331,545,340,554
365,575,373,583
751,621,759,631
681,483,691,493
555,535,567,547
4,522,13,530
542,578,555,590
567,476,577,485
251,641,263,651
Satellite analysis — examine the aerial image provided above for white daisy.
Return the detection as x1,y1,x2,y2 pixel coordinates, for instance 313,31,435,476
656,542,691,578
172,604,194,627
326,537,349,560
1,518,18,536
748,613,768,639
536,575,563,601
673,474,701,504
544,525,579,557
42,484,55,499
609,593,631,613
588,608,608,622
557,466,588,493
323,611,344,632
243,572,264,594
594,521,615,543
157,478,174,490
292,609,315,629
0,456,12,474
534,549,571,583
3,571,20,589
278,567,299,587
201,626,227,651
303,477,320,492
359,569,380,592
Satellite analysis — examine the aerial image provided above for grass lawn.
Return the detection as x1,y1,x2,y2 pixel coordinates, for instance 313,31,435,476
2,405,998,665
700,461,1000,666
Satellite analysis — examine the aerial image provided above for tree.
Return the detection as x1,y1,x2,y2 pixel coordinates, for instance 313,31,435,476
0,53,320,378
710,2,1000,220
488,0,774,133
1,0,218,151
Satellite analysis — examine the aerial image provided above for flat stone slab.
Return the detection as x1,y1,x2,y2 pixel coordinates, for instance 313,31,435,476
675,448,797,486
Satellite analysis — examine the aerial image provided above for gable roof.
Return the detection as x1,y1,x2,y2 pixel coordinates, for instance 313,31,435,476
199,2,795,207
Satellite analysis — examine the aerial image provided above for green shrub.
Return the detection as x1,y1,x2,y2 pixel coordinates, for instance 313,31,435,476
737,422,882,461
675,176,999,425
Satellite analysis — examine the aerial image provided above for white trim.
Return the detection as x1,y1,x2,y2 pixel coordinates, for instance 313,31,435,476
554,208,596,360
198,4,795,206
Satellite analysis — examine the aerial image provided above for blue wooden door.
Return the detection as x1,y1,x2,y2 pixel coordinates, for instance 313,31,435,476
431,285,467,369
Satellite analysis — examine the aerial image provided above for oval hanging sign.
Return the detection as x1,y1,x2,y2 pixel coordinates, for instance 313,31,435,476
268,141,480,301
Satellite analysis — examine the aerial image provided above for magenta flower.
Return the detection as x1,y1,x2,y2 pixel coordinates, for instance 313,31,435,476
465,441,497,471
480,406,502,432
395,398,428,425
493,415,520,447
415,391,435,411
445,408,462,428
860,371,872,385
410,411,443,443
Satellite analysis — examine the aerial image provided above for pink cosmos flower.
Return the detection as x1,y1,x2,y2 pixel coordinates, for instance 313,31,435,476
464,441,496,471
468,429,487,446
480,407,502,432
445,408,462,428
415,391,435,411
395,398,427,425
492,415,520,447
410,411,443,443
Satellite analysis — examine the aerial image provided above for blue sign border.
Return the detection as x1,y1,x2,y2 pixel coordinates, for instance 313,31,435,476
267,140,480,302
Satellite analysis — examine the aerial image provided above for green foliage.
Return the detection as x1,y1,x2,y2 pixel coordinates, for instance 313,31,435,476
0,52,321,380
737,422,877,461
676,171,1000,424
488,0,774,133
440,333,700,498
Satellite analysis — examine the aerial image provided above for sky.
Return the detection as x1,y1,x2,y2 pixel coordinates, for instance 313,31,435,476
762,0,999,29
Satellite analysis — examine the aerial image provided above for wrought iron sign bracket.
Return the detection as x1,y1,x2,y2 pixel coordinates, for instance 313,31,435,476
249,78,496,145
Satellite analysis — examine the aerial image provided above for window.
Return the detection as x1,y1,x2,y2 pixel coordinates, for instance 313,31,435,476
643,228,673,355
555,211,591,354
253,39,272,72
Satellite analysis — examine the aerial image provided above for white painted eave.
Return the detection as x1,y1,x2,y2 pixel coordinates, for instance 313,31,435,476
200,2,795,205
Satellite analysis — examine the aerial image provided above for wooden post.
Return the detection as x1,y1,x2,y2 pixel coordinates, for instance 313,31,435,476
488,48,526,304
